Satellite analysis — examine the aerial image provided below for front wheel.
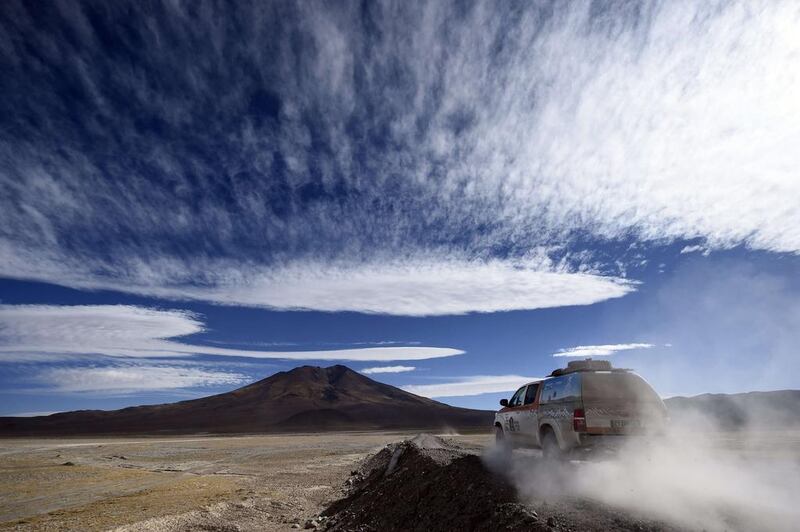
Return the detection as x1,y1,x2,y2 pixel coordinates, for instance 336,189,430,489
495,425,511,458
495,425,505,444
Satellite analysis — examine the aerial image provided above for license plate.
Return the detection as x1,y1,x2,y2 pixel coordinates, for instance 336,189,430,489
611,419,642,429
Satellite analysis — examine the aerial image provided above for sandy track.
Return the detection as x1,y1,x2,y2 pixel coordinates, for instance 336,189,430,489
0,432,490,531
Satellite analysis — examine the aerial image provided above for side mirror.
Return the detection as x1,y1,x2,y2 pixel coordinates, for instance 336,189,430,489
500,399,509,407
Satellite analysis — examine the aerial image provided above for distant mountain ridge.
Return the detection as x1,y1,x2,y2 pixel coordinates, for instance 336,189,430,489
0,365,492,436
4,368,796,436
665,390,800,429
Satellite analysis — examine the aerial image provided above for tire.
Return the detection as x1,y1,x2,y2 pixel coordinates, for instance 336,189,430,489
495,425,505,444
495,425,512,458
541,428,562,461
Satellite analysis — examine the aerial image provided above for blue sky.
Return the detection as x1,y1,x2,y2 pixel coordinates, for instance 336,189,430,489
1,1,799,415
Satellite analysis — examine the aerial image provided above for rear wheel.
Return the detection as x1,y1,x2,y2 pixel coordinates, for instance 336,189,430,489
541,428,562,461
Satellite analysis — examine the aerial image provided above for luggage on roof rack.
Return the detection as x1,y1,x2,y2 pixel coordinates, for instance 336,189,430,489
549,358,619,376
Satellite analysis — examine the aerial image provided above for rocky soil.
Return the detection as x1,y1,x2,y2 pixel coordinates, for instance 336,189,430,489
1,432,473,531
4,430,799,531
320,434,683,532
321,434,543,531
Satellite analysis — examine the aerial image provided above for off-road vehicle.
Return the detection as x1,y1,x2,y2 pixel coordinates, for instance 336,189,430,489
494,359,667,458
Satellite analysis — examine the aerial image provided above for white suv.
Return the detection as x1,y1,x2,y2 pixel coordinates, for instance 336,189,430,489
494,359,667,458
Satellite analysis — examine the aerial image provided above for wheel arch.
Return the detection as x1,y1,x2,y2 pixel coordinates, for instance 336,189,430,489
539,423,558,445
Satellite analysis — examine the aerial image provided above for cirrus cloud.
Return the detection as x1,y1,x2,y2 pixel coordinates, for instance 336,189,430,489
35,365,250,394
361,365,416,374
0,305,462,361
1,1,798,317
553,343,656,358
402,375,542,398
0,251,635,316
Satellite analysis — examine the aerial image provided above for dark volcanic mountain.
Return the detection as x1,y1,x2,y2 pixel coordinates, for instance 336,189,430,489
0,365,493,436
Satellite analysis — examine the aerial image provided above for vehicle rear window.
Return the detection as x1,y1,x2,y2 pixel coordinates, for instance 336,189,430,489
540,374,581,403
581,373,660,402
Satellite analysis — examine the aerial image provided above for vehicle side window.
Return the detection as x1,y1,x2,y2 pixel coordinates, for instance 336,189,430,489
524,383,540,405
540,374,581,403
508,386,526,407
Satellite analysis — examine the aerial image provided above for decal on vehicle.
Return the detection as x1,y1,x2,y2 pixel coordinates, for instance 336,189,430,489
586,407,631,417
540,408,572,419
506,417,520,432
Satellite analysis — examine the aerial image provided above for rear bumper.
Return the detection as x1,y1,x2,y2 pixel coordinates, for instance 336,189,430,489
567,433,648,458
578,433,628,446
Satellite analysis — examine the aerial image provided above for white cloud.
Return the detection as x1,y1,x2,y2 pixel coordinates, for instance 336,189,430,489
361,365,415,374
0,305,463,361
680,245,704,255
2,2,799,316
0,254,635,316
191,259,635,316
553,343,656,358
35,365,248,393
402,375,541,398
433,1,800,254
680,245,710,256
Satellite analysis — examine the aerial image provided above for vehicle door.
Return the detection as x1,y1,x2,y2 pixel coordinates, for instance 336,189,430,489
516,382,542,445
538,374,582,448
499,385,527,438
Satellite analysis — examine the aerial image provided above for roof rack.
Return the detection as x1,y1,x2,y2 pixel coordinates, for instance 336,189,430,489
549,358,630,377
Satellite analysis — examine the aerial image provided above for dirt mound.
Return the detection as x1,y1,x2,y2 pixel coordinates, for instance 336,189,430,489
321,435,546,531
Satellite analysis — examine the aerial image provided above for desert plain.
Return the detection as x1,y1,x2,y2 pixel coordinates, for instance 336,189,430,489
0,431,489,531
2,429,800,531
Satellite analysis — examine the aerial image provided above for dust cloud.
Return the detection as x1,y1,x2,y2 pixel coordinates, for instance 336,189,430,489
484,418,800,531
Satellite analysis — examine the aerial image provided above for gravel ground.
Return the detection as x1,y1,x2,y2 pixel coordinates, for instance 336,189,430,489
2,430,798,531
0,432,490,531
321,434,681,532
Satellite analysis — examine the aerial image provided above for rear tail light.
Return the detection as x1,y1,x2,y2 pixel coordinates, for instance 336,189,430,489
573,408,586,432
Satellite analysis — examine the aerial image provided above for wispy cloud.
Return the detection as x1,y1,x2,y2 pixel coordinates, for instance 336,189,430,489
0,305,462,361
680,245,710,256
1,1,797,314
0,253,635,316
553,343,656,358
190,259,634,316
402,375,541,398
35,365,248,393
361,365,415,374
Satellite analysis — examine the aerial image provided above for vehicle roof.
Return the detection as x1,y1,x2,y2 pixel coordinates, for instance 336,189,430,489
548,358,631,377
509,360,637,389
518,369,637,388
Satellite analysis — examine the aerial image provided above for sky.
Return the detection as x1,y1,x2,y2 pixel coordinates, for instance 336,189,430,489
1,0,799,415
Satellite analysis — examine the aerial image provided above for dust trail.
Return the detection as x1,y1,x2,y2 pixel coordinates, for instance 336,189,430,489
484,420,800,531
